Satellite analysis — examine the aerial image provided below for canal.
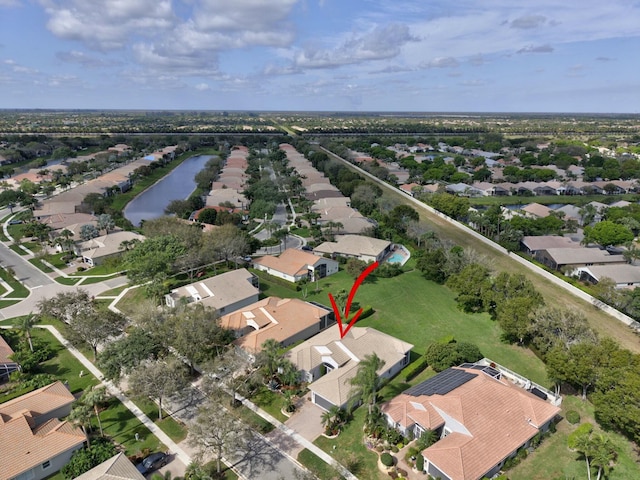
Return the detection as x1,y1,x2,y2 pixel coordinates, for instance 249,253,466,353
124,154,214,226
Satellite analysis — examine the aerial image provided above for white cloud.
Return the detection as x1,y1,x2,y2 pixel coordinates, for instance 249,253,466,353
40,0,174,50
56,50,119,67
517,44,554,54
423,57,459,69
292,23,418,69
194,82,210,91
510,14,548,29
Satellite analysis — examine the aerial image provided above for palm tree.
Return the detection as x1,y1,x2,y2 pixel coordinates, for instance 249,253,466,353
257,339,281,378
18,313,38,352
58,229,74,252
68,403,93,446
348,353,386,416
321,405,346,434
83,386,108,436
590,434,616,480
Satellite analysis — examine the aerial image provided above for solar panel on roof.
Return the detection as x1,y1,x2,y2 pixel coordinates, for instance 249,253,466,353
404,368,477,397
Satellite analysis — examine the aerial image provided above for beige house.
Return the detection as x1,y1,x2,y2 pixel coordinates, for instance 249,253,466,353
536,247,627,271
381,362,560,480
253,248,339,282
74,453,145,480
75,231,145,266
287,325,413,410
164,268,260,315
0,382,86,480
314,235,392,263
219,296,334,354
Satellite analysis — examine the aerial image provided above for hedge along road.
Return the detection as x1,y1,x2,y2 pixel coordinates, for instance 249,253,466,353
318,146,640,353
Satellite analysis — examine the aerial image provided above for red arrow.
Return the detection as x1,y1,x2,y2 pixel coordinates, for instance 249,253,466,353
329,261,379,339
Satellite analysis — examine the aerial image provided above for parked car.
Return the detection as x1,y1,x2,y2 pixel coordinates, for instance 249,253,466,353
301,245,312,251
136,452,168,474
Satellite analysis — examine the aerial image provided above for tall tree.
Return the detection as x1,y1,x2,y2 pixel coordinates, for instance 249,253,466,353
348,353,385,415
129,358,189,420
96,213,114,235
67,309,127,361
68,403,93,446
17,312,38,352
188,396,250,474
82,386,108,437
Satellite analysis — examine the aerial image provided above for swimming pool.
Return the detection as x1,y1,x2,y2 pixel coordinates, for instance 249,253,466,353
386,253,405,264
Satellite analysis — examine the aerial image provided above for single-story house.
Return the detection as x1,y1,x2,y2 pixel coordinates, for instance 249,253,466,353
75,231,145,266
164,268,260,315
520,203,553,219
1,333,20,381
74,452,145,480
381,362,560,480
536,247,627,271
0,381,86,480
520,235,581,256
577,264,640,288
253,248,339,283
313,235,392,263
287,325,413,411
219,297,334,355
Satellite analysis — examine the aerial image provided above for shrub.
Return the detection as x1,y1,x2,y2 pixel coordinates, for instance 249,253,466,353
416,455,424,472
566,410,580,424
76,266,86,272
376,445,384,453
404,354,429,381
359,305,375,320
380,452,394,467
567,423,593,450
391,445,399,453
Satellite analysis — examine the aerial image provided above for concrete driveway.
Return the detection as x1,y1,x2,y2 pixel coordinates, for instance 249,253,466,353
284,398,325,442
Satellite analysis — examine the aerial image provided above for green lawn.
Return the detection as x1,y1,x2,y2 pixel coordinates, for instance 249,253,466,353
298,449,345,480
130,396,189,443
260,267,549,386
55,276,83,286
29,258,54,273
71,263,124,276
0,264,31,298
509,396,640,480
32,328,100,394
114,286,149,316
79,273,126,285
230,404,275,434
9,243,28,255
315,408,386,480
250,386,289,423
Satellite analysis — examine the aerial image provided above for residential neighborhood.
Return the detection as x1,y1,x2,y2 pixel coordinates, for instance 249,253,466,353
0,121,638,480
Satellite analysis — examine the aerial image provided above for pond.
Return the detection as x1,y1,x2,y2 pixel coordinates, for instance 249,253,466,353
124,155,214,226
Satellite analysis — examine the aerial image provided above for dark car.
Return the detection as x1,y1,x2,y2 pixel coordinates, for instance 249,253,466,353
301,245,313,251
136,452,168,474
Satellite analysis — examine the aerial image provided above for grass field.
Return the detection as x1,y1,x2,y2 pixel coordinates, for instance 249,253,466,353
259,267,549,386
297,449,345,480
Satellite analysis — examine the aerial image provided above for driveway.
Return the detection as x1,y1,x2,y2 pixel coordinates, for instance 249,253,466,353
284,398,325,443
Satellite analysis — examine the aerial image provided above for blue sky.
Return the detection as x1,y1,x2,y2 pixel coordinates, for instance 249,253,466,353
1,0,639,112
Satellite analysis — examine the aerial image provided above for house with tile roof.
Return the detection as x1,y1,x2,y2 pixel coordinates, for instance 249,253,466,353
0,381,86,480
287,325,413,411
253,248,338,283
0,333,20,381
165,268,260,314
75,231,145,266
74,452,145,480
577,264,640,289
219,297,333,355
381,361,560,480
313,234,392,263
536,247,627,271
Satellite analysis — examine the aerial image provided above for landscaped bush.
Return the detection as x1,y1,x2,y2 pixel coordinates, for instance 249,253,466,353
391,445,399,453
415,454,424,472
359,305,375,320
566,410,581,424
404,354,429,381
380,452,394,467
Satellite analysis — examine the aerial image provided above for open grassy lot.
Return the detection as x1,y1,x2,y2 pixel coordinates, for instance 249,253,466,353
259,267,549,386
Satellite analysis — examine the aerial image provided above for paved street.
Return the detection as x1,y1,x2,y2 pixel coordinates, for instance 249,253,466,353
0,242,54,289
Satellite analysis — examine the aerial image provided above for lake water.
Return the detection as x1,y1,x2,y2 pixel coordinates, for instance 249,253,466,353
124,155,214,226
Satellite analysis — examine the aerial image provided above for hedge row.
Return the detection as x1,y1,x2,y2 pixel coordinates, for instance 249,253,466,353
405,355,429,382
251,270,301,291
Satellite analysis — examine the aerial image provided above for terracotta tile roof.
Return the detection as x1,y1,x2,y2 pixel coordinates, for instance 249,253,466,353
0,381,74,420
253,248,329,277
382,367,560,480
220,297,331,353
74,452,145,480
0,382,86,480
